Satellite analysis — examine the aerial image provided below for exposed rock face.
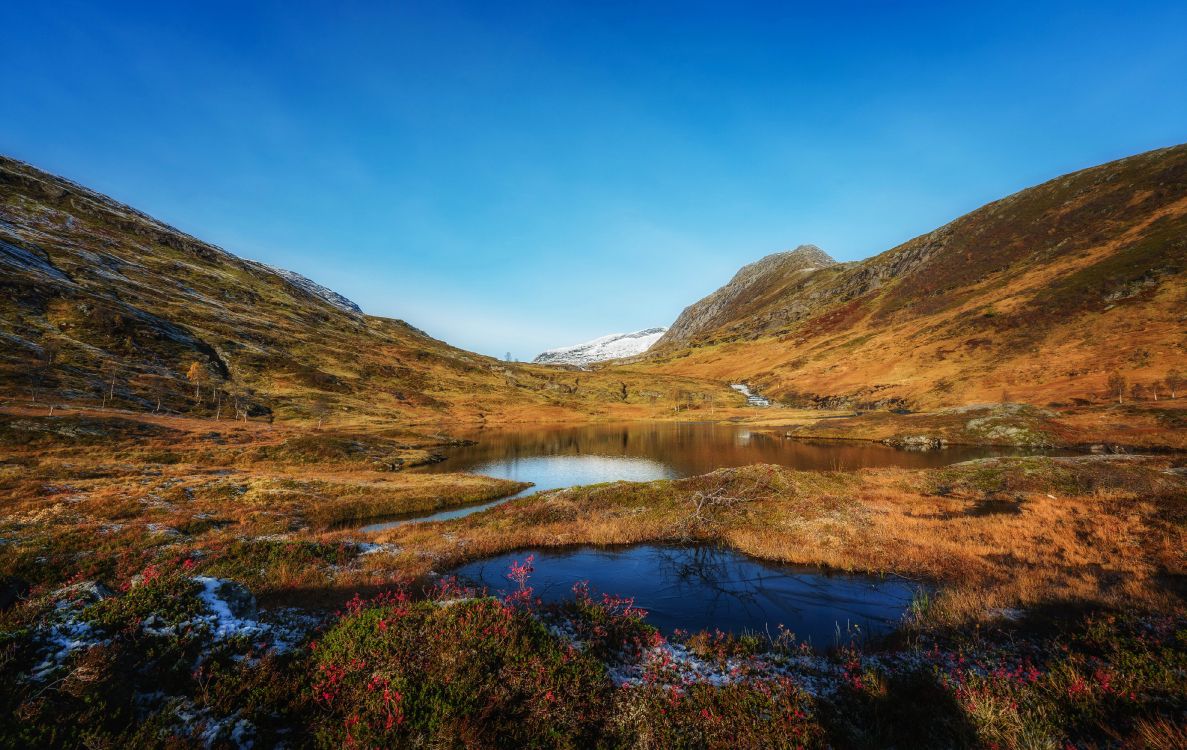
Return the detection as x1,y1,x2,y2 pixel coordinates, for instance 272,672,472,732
659,245,836,345
534,327,668,367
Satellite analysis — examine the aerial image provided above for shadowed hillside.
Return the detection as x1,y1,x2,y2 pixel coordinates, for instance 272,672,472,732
0,156,732,424
644,144,1187,408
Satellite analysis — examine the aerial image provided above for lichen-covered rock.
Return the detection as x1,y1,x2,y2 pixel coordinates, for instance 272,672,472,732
884,435,948,450
54,580,114,605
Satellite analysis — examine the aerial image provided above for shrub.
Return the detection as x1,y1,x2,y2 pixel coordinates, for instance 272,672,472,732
309,591,613,748
611,677,825,749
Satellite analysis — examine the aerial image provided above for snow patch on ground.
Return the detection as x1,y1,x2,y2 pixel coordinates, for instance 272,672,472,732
30,614,108,680
355,541,402,556
28,577,318,682
171,699,256,749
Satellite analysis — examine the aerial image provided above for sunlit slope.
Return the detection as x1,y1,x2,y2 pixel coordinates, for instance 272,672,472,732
0,156,731,423
643,144,1187,408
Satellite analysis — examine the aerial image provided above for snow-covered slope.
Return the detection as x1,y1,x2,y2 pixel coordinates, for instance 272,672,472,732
258,263,363,314
533,327,667,367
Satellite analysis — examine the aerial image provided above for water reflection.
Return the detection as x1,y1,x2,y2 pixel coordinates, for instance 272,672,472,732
453,544,923,647
359,422,1058,529
417,421,1031,479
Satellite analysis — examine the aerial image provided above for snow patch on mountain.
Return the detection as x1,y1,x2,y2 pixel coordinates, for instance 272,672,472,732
259,263,363,314
533,327,667,367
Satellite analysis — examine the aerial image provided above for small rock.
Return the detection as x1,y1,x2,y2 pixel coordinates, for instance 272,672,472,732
884,435,947,450
55,580,114,605
213,580,257,619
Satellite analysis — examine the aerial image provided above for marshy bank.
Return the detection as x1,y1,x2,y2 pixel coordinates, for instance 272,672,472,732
374,455,1187,626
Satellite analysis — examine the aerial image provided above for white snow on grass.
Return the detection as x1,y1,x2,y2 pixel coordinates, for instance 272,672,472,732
29,614,108,680
193,576,264,640
28,577,318,682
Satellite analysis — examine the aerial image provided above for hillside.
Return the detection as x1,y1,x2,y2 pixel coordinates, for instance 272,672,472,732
0,156,732,424
643,144,1187,408
533,327,667,367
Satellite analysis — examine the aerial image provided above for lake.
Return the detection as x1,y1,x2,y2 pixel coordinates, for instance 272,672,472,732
361,421,1044,529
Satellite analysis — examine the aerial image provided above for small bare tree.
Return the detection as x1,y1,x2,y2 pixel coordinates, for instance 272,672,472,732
229,391,252,423
679,487,744,541
1129,382,1147,402
1106,372,1127,404
99,360,120,409
27,341,61,402
309,395,332,430
1150,380,1163,401
134,374,172,414
1167,369,1185,399
227,391,244,422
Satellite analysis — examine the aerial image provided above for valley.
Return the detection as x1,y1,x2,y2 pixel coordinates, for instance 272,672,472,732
1,145,1185,748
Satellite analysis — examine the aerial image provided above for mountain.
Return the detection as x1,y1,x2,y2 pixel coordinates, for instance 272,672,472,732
0,156,728,423
533,327,668,367
643,144,1187,408
659,245,836,346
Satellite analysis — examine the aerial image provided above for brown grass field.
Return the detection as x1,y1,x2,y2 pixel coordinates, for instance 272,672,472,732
372,455,1186,627
1,402,1185,747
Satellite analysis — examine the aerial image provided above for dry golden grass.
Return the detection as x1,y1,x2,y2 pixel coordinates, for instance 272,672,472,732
3,406,1184,626
0,410,525,603
370,457,1187,625
750,400,1187,451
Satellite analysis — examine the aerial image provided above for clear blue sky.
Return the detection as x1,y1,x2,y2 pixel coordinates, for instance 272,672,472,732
3,1,1185,359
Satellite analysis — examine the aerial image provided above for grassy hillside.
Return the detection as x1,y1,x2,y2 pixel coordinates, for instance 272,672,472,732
0,156,734,425
642,144,1187,409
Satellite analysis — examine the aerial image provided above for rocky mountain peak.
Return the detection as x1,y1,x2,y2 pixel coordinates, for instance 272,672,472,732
658,245,835,345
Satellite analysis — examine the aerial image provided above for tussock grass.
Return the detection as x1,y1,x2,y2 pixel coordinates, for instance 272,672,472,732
376,457,1187,626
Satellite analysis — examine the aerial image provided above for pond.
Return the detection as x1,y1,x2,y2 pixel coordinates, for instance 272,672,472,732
452,545,924,648
361,421,1048,529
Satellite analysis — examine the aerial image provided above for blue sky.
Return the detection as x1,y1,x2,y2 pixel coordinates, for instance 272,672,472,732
3,1,1185,359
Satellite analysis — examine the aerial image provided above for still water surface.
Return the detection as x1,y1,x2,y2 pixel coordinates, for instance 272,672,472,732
453,544,923,647
362,421,1042,530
